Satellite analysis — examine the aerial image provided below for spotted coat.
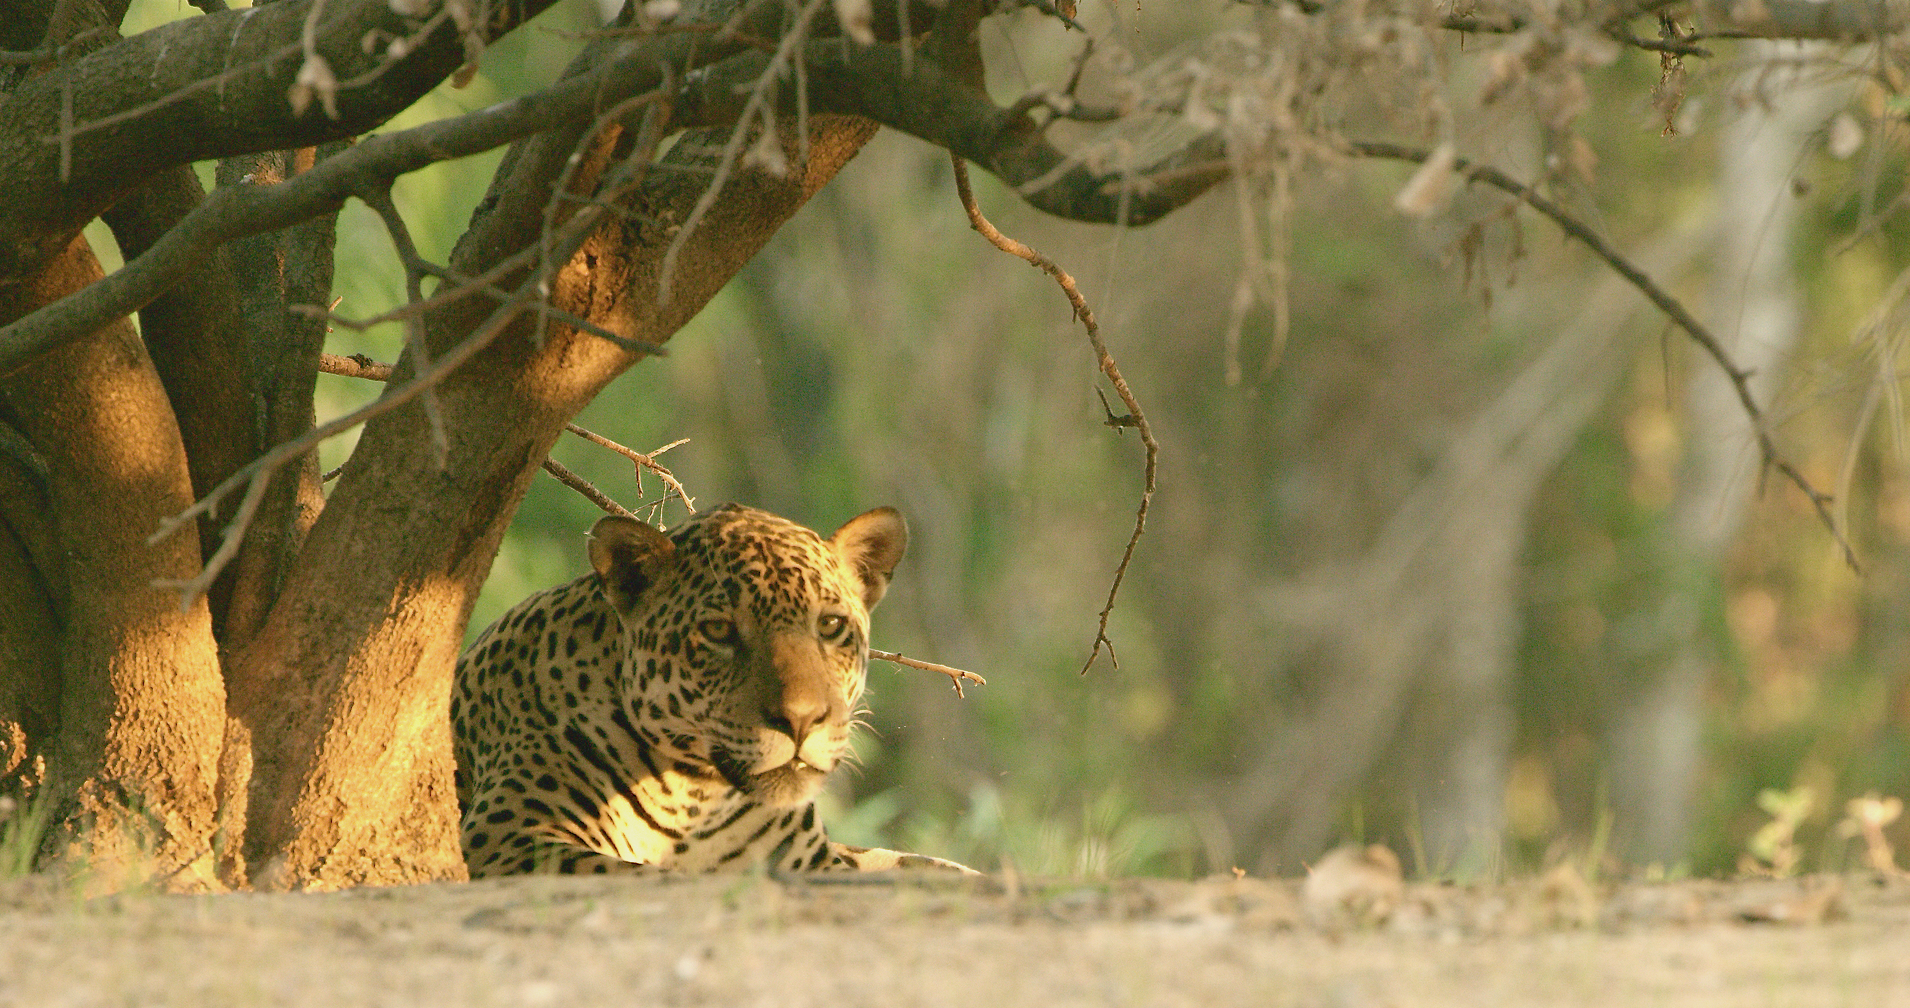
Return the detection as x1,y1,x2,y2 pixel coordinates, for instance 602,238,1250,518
452,503,969,877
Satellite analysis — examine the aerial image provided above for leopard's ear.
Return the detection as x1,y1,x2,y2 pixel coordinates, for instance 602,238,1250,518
588,516,677,615
829,507,908,610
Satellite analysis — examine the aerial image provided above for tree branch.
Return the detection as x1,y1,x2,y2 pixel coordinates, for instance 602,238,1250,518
538,457,636,519
559,425,696,513
868,648,985,698
674,39,1229,225
0,0,569,288
950,154,1158,674
1352,140,1858,569
0,33,725,376
315,351,695,515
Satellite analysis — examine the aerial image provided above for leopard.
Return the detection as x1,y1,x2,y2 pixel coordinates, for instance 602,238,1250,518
451,502,971,878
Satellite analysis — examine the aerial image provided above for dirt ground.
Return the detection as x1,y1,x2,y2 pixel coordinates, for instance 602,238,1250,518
3,868,1906,1008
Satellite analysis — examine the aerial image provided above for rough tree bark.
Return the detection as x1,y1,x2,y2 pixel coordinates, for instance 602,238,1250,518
0,235,226,893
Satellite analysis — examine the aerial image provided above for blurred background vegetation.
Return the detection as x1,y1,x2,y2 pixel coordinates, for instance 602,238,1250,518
108,0,1910,880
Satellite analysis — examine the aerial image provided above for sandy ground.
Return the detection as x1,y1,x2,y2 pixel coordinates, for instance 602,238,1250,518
3,869,1906,1008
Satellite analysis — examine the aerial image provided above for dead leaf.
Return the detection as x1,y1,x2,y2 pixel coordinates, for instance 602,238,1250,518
833,0,875,45
288,54,338,119
1394,143,1460,219
1534,862,1600,928
1303,844,1404,927
1827,113,1863,160
1735,876,1844,925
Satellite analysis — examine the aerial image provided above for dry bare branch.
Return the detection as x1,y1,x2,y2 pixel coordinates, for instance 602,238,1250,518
0,26,115,67
316,353,693,515
673,39,1229,225
360,187,447,461
540,457,637,518
1350,140,1858,569
561,425,696,512
868,648,986,698
950,153,1158,675
151,468,271,609
315,352,392,382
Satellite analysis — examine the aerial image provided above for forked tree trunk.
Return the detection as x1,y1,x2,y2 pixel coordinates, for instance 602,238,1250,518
0,0,877,891
228,115,879,891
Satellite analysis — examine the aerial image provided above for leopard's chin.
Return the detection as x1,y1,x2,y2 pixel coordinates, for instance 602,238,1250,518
747,759,829,807
708,749,827,804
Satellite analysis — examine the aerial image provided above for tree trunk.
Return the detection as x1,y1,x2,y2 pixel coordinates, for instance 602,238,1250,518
1603,48,1850,865
0,451,58,796
229,115,879,891
0,235,227,893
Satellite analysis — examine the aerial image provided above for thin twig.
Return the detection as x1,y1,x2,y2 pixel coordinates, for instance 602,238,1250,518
950,153,1158,674
1349,140,1857,570
150,137,671,593
315,353,692,514
541,457,637,517
151,468,271,608
657,0,830,305
562,424,696,511
0,26,114,66
361,187,448,463
869,648,986,698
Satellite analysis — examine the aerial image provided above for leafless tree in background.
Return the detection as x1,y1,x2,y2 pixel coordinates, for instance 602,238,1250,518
1604,50,1855,865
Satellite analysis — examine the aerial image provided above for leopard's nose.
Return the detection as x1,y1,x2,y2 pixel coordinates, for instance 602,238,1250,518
767,631,832,749
767,692,827,748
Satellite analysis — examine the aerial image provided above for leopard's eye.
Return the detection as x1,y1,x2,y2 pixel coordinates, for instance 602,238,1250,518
817,614,849,640
697,618,739,645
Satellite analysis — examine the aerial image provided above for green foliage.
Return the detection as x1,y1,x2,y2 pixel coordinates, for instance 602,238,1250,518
0,794,53,879
1744,785,1814,877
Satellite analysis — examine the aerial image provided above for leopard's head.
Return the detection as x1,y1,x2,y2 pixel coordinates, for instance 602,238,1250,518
588,503,906,807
